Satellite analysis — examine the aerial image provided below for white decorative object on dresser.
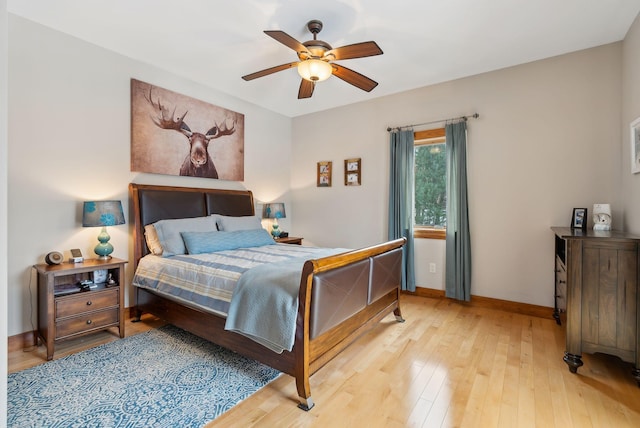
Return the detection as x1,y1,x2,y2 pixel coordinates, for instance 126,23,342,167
592,203,612,231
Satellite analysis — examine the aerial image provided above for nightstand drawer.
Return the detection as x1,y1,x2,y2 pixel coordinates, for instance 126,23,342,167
55,288,119,319
56,308,119,339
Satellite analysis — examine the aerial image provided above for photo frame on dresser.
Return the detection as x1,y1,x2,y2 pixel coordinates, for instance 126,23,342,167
631,116,640,174
571,208,587,230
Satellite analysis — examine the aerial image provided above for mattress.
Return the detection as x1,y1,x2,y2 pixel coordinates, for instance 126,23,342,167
132,243,338,317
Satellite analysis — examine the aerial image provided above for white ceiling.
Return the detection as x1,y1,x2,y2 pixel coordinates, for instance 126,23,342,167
7,0,640,118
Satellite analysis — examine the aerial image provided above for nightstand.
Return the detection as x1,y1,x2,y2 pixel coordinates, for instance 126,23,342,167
275,236,303,245
34,257,126,360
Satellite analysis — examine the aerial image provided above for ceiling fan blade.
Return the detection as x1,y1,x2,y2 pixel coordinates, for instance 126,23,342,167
298,79,315,99
264,30,310,56
326,41,383,60
242,61,299,81
331,64,378,92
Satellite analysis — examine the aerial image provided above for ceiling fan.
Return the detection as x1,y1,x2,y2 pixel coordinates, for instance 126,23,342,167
241,19,383,99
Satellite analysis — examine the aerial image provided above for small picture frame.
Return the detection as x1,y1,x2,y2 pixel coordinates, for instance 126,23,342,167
92,269,108,285
344,158,361,186
317,161,332,187
630,117,640,174
571,208,587,230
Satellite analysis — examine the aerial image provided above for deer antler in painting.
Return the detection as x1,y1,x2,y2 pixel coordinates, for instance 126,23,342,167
144,88,192,136
143,88,237,179
205,119,236,140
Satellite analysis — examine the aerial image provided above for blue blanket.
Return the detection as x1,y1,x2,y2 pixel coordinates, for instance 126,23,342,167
224,249,344,353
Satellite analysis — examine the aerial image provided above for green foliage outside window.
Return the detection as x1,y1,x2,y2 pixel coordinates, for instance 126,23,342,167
414,143,446,227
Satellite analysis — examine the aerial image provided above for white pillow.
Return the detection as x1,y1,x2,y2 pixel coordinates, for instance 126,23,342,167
144,224,163,255
213,214,263,232
153,216,217,257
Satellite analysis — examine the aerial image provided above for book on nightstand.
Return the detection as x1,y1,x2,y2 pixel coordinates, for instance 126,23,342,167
53,283,82,296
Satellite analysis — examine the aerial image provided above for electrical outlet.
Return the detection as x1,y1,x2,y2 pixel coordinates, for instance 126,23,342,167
429,263,436,273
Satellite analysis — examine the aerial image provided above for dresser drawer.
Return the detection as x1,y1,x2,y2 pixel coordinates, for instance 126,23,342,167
555,256,567,311
55,288,119,319
56,308,119,339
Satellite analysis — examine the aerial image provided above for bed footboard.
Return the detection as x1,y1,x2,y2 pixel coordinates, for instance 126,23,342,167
294,238,406,410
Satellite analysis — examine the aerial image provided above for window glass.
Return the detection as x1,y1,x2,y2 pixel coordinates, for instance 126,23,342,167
414,142,446,227
413,128,446,239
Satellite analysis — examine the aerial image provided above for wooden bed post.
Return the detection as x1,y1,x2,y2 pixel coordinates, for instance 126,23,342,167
294,262,316,410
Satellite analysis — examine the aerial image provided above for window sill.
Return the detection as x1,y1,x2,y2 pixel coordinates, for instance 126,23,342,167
414,228,446,240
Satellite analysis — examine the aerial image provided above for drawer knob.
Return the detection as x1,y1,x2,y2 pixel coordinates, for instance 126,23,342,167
86,319,92,325
86,301,92,306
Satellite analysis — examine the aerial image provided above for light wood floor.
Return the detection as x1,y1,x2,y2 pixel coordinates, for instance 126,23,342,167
9,295,640,427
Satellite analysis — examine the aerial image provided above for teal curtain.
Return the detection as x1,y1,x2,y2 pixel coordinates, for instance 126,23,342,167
388,130,416,292
445,121,472,301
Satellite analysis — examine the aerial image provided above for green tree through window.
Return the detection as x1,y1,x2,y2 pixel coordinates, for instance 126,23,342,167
413,128,446,239
414,143,446,226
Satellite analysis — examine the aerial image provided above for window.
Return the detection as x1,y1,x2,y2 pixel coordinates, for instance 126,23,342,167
414,128,446,239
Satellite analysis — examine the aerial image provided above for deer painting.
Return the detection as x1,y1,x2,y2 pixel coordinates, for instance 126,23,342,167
143,88,236,179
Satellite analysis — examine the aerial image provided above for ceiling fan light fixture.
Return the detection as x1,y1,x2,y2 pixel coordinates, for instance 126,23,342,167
244,19,382,98
297,59,332,82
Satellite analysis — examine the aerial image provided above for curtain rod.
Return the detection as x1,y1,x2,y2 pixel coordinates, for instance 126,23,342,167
386,112,479,132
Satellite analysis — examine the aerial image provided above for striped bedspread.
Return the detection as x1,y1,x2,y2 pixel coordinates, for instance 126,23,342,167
132,244,341,317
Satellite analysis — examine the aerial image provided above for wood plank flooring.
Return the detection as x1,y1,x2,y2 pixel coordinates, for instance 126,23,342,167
9,294,640,427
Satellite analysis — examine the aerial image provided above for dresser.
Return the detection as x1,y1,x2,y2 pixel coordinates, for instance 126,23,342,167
552,227,640,385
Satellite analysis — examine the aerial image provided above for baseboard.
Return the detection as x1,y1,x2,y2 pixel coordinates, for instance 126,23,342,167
8,330,37,353
404,287,554,320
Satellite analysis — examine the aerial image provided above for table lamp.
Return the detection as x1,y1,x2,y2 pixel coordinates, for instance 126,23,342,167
262,202,286,238
82,200,126,259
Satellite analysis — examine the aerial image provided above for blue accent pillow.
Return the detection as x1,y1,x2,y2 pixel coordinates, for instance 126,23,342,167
181,229,275,254
153,216,217,257
213,214,263,231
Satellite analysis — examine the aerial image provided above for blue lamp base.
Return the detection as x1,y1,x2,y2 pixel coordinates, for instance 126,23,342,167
94,226,114,259
271,221,281,238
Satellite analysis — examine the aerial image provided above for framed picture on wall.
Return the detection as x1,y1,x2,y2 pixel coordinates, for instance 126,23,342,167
571,208,587,230
631,116,640,174
344,158,361,186
317,161,332,187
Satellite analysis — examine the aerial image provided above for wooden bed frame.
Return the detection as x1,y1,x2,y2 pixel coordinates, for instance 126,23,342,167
129,183,406,410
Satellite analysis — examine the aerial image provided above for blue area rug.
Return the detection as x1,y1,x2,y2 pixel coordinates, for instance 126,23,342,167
8,325,281,427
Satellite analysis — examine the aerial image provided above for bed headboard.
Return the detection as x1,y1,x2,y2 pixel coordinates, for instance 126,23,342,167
129,183,255,264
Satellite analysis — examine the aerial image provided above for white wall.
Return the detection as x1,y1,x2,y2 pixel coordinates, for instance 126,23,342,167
291,42,623,307
622,13,640,234
7,12,639,338
1,0,9,423
7,15,292,336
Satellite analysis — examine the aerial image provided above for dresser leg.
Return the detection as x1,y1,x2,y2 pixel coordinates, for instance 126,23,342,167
563,352,583,373
632,367,640,387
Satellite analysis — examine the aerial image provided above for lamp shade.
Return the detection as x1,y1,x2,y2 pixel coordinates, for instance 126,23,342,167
262,203,286,220
82,201,125,227
297,59,332,82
